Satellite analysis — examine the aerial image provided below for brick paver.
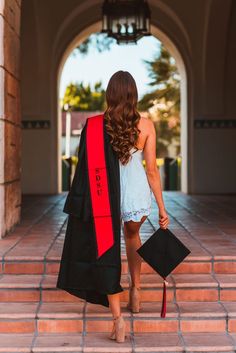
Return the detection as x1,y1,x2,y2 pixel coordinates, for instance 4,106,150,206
0,192,236,352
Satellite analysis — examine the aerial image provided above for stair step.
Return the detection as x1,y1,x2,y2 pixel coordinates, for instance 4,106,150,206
1,273,236,303
2,258,236,275
0,332,236,352
0,301,235,334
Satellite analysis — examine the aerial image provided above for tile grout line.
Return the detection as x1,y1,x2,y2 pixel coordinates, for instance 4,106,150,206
170,193,236,246
43,216,68,275
2,197,64,263
81,300,87,353
219,301,230,333
164,196,214,259
179,192,236,223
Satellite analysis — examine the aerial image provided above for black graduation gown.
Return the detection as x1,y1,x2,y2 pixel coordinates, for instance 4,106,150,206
56,116,124,307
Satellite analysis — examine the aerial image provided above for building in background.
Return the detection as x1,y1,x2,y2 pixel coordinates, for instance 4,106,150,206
1,0,236,237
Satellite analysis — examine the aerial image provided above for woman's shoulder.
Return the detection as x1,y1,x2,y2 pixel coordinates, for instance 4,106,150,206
139,115,154,132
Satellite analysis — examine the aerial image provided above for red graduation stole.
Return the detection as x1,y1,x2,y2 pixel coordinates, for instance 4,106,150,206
86,114,115,258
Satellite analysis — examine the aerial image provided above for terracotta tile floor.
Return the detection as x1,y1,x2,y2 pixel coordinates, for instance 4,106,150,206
0,192,236,352
1,192,236,263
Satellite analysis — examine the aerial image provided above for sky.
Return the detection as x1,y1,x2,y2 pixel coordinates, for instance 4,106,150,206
59,35,161,100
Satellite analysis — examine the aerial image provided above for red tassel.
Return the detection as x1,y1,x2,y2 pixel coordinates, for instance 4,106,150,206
161,277,167,318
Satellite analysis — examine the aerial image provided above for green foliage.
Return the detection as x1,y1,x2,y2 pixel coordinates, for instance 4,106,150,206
62,81,106,111
64,35,180,158
74,33,115,56
138,44,181,157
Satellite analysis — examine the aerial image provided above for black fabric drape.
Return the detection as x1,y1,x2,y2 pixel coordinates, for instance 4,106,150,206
56,117,124,307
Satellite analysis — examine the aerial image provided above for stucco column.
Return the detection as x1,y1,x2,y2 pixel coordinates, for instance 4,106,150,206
0,0,21,238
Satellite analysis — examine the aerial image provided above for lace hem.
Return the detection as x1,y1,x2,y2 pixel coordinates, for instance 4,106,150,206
121,207,151,222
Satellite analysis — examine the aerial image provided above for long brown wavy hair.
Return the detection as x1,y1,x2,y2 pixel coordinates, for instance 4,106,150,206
104,70,141,165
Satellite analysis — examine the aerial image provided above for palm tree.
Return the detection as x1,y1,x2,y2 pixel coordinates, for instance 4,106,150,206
138,44,180,157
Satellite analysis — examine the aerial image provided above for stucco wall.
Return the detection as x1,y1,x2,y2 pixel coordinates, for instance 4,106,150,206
20,0,236,195
1,0,236,237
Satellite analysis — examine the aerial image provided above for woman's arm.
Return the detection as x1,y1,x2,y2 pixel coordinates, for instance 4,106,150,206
143,119,169,229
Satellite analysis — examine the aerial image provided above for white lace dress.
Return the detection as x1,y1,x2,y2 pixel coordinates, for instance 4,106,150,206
119,147,152,222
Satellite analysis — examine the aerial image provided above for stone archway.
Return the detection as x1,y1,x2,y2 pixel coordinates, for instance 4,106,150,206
19,0,194,200
2,0,193,238
3,0,235,238
56,21,189,193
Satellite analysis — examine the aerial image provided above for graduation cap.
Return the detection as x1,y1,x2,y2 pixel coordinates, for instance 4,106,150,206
136,227,191,318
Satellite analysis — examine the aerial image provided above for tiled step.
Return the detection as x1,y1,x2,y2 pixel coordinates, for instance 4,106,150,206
2,226,236,277
0,301,235,334
2,257,236,275
0,194,236,351
1,273,236,303
0,259,213,275
0,332,236,352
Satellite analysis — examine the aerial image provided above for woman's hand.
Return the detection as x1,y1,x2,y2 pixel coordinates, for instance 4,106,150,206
158,208,169,229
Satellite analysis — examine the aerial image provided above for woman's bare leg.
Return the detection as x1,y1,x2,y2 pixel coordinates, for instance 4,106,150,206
107,292,121,318
124,215,147,287
107,217,124,318
107,215,147,318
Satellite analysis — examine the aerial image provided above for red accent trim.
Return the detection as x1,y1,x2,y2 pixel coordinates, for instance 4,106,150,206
86,114,114,258
161,277,167,318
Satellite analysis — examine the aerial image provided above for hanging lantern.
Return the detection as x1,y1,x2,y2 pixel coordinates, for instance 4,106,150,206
101,0,151,44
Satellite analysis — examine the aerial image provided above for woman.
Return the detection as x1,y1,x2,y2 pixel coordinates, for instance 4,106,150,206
104,71,169,342
57,70,169,343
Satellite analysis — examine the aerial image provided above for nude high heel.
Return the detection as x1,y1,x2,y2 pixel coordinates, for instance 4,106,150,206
126,285,141,313
109,315,126,343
